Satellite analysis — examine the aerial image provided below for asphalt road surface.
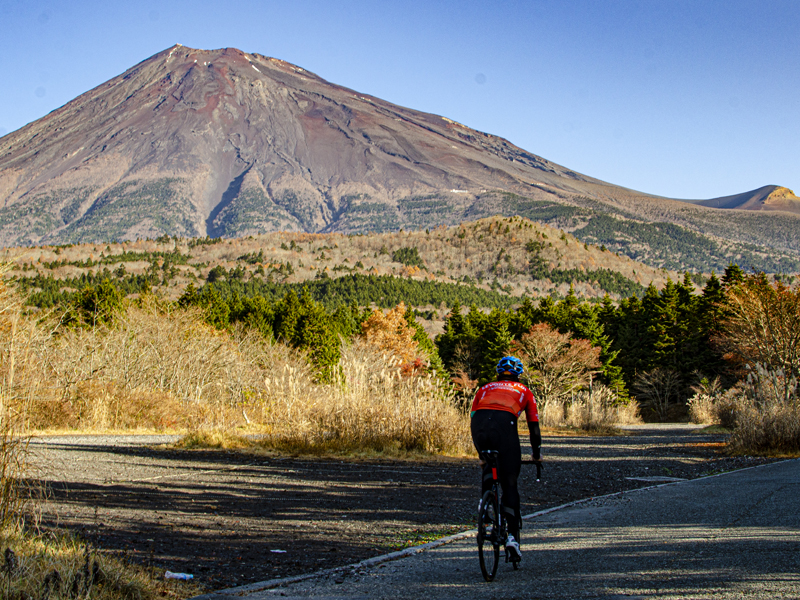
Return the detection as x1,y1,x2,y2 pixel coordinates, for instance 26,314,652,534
198,459,800,600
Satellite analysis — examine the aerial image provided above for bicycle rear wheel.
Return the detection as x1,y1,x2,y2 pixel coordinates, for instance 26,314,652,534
477,490,500,582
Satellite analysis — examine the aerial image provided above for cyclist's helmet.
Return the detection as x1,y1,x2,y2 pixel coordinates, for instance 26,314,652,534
496,356,524,376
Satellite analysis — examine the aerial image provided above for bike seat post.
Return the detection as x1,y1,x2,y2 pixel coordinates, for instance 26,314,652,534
481,450,500,482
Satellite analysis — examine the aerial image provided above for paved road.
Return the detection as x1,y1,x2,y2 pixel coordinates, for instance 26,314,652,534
199,459,800,600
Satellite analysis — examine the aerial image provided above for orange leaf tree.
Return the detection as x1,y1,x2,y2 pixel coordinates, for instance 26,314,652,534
511,323,602,411
718,273,800,404
361,302,420,367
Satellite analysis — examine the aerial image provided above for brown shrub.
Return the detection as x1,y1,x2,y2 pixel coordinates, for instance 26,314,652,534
722,368,800,454
540,385,640,431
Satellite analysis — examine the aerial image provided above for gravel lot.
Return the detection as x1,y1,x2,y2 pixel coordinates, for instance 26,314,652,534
28,425,778,594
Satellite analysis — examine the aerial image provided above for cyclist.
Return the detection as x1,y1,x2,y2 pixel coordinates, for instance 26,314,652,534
471,356,541,562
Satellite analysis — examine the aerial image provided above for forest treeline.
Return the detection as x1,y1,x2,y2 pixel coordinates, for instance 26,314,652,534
29,261,760,412
4,251,799,454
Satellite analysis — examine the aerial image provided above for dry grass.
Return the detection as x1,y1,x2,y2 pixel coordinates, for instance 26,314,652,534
172,429,256,451
0,270,471,455
538,385,641,433
687,394,717,425
255,339,471,456
724,370,800,455
686,376,724,425
0,525,201,600
729,401,800,455
15,299,298,433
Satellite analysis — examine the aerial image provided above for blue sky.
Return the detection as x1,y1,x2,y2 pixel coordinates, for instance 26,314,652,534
1,0,797,200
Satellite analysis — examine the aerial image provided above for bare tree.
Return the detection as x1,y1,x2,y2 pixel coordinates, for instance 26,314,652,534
634,368,681,422
511,323,602,413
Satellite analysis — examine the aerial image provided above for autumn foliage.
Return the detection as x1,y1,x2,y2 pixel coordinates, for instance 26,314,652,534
717,273,800,403
511,323,602,411
360,302,430,377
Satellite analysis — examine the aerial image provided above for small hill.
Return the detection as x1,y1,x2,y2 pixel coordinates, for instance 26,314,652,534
681,185,800,214
4,217,682,314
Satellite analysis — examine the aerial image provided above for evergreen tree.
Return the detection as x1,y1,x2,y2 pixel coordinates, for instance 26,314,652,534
294,289,341,382
722,263,745,288
329,302,364,339
71,278,123,327
239,295,275,339
696,272,729,381
510,297,541,338
178,282,200,308
436,301,466,369
403,305,446,375
651,278,682,371
202,284,231,330
478,310,513,385
273,290,301,342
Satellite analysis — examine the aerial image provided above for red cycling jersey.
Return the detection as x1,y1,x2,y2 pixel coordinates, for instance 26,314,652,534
471,380,539,422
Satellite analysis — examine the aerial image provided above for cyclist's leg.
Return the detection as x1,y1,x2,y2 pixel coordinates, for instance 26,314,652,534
471,410,502,497
497,418,523,544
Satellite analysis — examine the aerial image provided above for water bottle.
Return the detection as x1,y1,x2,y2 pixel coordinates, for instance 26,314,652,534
165,571,194,580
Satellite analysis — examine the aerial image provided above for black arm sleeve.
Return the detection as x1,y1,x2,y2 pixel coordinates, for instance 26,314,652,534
528,421,541,460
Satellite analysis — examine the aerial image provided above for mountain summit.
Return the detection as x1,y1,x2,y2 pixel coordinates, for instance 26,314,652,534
0,45,797,248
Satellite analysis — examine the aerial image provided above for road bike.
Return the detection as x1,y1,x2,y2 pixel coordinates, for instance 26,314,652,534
476,450,541,582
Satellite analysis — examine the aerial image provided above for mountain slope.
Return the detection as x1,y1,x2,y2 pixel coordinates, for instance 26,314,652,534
0,45,606,243
0,45,798,274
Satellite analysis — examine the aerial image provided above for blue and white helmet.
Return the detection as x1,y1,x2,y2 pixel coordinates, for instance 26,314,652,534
496,356,524,376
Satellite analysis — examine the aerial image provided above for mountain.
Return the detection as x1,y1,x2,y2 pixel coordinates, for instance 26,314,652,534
1,45,799,274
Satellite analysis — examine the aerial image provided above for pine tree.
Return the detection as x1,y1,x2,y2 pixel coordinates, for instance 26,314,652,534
696,272,728,381
294,289,341,382
510,297,541,338
478,310,513,385
72,278,123,327
202,284,231,330
273,290,301,342
722,263,745,288
403,305,446,375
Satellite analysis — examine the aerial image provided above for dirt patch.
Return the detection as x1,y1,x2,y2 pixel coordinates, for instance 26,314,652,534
28,427,779,594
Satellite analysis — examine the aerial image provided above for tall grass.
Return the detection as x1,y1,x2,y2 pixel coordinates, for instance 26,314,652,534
0,527,200,600
260,339,471,455
1,279,471,455
725,366,800,454
686,376,724,425
538,385,641,432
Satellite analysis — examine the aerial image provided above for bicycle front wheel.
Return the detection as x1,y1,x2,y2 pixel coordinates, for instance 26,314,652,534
477,490,500,582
